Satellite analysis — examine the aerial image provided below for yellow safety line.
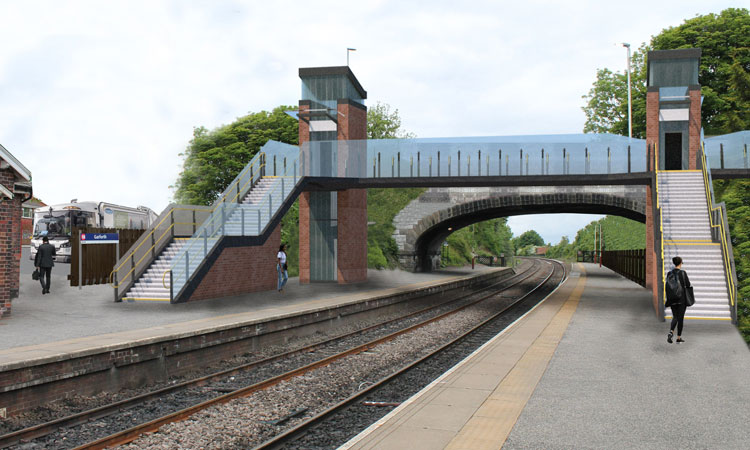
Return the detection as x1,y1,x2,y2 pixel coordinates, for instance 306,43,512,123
664,243,720,246
660,169,701,172
664,316,732,321
126,298,171,302
445,265,586,450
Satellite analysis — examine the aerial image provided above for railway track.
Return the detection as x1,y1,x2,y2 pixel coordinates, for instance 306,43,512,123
1,259,560,449
254,259,566,450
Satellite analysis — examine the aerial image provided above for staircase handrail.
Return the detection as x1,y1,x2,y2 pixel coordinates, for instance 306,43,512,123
108,204,212,289
108,151,265,291
653,143,667,312
212,152,266,207
163,153,301,298
699,142,738,316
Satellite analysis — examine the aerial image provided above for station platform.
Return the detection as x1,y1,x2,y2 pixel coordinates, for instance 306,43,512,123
3,247,496,352
1,256,507,415
343,263,750,450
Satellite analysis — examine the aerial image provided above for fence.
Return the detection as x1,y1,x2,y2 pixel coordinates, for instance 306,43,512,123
577,250,599,263
600,249,646,287
69,227,145,286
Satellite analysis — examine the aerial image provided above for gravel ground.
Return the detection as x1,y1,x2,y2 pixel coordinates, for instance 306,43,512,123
6,264,533,449
119,262,558,449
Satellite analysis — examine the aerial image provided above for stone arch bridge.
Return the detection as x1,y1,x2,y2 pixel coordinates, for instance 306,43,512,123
393,186,647,271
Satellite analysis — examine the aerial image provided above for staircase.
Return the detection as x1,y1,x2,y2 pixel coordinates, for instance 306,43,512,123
241,177,277,205
658,171,731,320
123,239,188,301
120,177,284,301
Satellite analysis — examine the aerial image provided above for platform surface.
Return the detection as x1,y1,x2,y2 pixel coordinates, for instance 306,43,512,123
0,248,496,366
343,263,750,450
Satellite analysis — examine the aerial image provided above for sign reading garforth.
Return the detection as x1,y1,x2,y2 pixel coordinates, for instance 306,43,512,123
80,233,119,243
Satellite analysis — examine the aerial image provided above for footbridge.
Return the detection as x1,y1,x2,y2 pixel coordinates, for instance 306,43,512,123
393,185,647,272
110,50,749,325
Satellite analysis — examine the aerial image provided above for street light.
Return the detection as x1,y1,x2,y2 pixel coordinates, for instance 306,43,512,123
621,43,632,139
347,48,356,66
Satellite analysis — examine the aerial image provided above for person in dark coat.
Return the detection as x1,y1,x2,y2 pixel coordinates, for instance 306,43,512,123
34,237,56,294
666,256,691,344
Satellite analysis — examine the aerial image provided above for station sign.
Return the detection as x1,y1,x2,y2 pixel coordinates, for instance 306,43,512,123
80,233,119,244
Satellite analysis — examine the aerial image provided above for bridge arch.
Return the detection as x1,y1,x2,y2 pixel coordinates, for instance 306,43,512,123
392,186,646,272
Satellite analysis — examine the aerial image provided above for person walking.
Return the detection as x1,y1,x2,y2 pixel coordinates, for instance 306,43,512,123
666,256,692,344
34,237,56,295
277,244,288,292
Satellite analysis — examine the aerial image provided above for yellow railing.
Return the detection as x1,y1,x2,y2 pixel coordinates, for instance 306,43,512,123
222,159,266,204
700,143,736,307
161,159,300,289
108,206,205,287
654,143,667,303
109,153,266,290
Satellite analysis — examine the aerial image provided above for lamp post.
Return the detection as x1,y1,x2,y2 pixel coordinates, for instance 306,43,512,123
347,48,356,66
621,42,632,139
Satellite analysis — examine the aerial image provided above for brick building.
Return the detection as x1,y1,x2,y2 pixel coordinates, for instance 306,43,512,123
0,143,33,318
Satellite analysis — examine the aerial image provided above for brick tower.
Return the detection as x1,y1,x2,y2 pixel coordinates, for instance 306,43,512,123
297,67,368,284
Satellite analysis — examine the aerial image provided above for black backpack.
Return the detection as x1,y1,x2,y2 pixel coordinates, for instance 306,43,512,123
665,270,684,303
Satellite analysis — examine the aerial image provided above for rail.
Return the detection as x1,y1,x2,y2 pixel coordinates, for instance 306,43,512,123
653,143,667,306
108,206,211,288
164,152,301,299
700,143,738,321
109,152,266,296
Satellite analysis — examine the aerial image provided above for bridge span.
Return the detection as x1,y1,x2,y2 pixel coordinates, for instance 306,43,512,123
110,51,748,325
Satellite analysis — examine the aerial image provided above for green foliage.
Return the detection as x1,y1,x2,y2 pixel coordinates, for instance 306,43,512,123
546,236,575,260
572,216,645,251
582,8,750,136
367,102,416,139
582,45,648,138
512,230,545,251
652,8,750,134
714,179,750,343
172,106,298,205
545,216,646,261
443,219,514,267
367,188,426,268
280,200,299,277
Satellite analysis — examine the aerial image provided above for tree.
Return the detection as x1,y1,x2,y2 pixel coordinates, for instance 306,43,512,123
582,45,648,138
172,105,298,205
367,102,416,139
582,8,750,136
513,230,545,250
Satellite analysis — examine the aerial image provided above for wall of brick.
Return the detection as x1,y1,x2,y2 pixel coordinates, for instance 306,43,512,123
688,87,701,170
337,189,367,283
646,89,660,169
298,191,311,283
189,225,281,301
0,169,22,318
298,94,368,285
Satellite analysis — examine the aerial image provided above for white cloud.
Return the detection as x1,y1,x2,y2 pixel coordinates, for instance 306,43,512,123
0,0,738,240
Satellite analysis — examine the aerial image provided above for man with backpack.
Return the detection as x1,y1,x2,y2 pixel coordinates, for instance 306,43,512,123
665,256,693,344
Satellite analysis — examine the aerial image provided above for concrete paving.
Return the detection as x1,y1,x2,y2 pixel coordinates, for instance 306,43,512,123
2,247,492,350
343,263,750,450
504,264,750,449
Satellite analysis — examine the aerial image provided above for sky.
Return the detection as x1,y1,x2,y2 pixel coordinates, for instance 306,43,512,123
0,0,739,244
